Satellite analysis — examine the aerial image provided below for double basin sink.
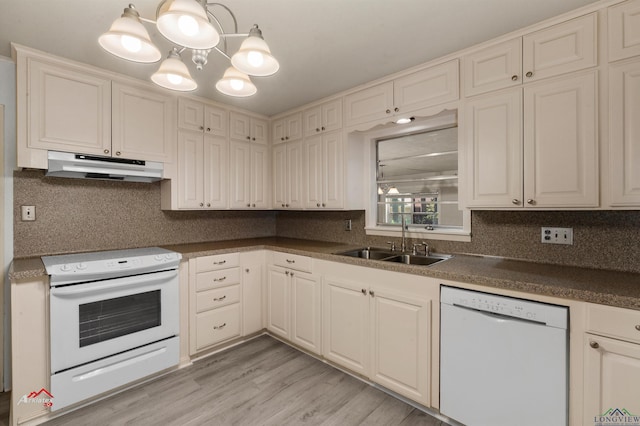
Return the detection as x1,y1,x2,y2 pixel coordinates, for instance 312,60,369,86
335,247,452,266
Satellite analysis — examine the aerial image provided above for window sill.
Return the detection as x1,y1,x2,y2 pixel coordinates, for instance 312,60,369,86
365,226,471,243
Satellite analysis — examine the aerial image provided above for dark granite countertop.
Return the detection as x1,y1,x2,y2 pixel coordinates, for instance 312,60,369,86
10,237,640,310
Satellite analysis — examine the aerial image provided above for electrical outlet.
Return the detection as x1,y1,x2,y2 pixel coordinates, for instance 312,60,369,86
21,205,36,221
541,227,573,245
344,219,352,231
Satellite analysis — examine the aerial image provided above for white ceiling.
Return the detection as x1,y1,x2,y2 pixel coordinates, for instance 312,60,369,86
0,0,599,117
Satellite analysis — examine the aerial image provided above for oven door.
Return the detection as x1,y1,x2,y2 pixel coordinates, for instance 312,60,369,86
50,269,179,373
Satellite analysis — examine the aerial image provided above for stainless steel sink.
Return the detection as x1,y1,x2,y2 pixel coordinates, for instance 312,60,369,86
335,247,452,266
382,253,452,266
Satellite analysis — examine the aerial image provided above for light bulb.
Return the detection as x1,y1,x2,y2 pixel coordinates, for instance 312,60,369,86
247,51,264,67
167,73,184,85
178,15,199,36
120,35,142,53
230,79,245,91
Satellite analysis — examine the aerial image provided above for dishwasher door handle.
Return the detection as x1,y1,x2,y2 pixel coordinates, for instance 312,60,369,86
452,303,547,326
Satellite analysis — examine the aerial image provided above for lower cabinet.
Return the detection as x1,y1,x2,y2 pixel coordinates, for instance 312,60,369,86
583,303,640,420
240,251,265,336
322,268,432,407
267,253,322,355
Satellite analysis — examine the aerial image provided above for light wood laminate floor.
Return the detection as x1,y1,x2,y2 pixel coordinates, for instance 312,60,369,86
43,336,443,425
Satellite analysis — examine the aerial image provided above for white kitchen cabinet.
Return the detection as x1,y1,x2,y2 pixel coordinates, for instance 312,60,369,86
303,131,344,209
266,266,290,339
273,141,304,209
230,111,268,144
609,58,640,206
303,99,343,136
229,140,270,209
463,13,597,97
189,253,242,355
176,130,228,209
111,81,176,163
272,112,303,143
344,60,459,127
178,97,227,137
465,71,598,208
240,251,265,336
608,0,640,62
584,304,640,420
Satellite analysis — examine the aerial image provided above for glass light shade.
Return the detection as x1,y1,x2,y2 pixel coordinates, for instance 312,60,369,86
387,186,400,194
215,67,257,97
231,36,279,76
151,53,197,91
157,0,220,49
99,8,161,63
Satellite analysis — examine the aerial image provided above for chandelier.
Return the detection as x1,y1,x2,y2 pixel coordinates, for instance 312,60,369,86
99,0,280,97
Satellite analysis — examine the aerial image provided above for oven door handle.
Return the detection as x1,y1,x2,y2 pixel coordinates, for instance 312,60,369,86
50,270,177,298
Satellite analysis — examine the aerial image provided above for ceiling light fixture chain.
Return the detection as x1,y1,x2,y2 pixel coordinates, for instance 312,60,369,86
99,0,279,96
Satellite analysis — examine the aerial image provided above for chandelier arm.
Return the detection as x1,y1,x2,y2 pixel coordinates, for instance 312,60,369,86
205,2,237,55
213,46,231,61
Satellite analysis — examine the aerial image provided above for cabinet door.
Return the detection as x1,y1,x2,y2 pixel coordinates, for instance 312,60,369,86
204,105,228,137
322,131,344,209
322,99,343,133
111,82,176,163
267,267,290,339
609,0,640,62
463,38,522,97
241,251,265,336
287,141,304,209
27,59,111,155
394,60,459,112
230,111,251,141
178,97,204,132
522,13,597,82
303,105,323,137
291,271,322,355
609,58,640,206
252,118,268,144
272,118,286,144
272,143,287,208
583,335,640,420
523,71,598,207
344,81,394,127
177,130,203,209
322,277,369,376
465,88,523,207
251,144,270,208
370,288,430,406
229,140,251,208
304,135,324,208
287,113,303,141
203,134,228,209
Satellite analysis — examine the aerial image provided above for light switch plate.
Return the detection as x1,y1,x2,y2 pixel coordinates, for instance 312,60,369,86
541,227,573,245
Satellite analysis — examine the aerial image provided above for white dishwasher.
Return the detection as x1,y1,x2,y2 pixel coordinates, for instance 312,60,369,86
440,286,568,426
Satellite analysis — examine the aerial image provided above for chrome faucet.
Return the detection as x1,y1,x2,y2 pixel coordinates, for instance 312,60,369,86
400,214,408,252
412,242,430,256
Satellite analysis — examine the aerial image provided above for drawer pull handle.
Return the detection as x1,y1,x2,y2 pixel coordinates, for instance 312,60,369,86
213,276,227,282
212,260,227,265
286,259,295,264
213,295,226,301
589,341,599,349
635,325,640,331
213,323,226,330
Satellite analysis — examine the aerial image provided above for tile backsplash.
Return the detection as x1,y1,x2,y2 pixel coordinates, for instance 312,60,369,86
14,170,640,273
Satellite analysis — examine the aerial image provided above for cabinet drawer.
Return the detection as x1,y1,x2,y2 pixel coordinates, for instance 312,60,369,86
195,253,239,272
195,303,241,350
196,267,241,292
271,252,312,273
586,303,640,344
196,285,240,313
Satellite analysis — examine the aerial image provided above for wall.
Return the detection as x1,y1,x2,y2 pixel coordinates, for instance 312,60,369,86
276,209,640,274
13,170,277,257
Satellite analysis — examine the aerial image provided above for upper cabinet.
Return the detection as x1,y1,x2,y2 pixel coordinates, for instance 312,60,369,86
303,99,343,136
608,0,640,62
14,45,177,169
178,97,227,137
272,112,303,144
463,13,597,97
344,60,459,127
230,111,268,144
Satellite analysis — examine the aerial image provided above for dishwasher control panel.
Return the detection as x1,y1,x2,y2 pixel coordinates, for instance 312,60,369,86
440,286,568,329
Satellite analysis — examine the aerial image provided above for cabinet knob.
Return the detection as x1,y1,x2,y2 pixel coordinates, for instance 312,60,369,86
246,136,251,140
385,109,391,114
285,271,290,275
281,137,285,141
394,107,399,113
361,288,367,295
247,203,251,207
322,203,326,207
206,203,211,207
252,137,256,141
199,203,204,207
200,126,204,131
290,272,294,277
281,203,285,207
316,203,321,207
115,151,121,156
511,75,518,81
285,204,289,207
589,341,599,349
245,268,250,273
206,127,211,132
252,203,256,207
526,199,535,205
370,290,375,297
512,199,520,205
285,136,289,140
104,149,110,154
635,325,640,331
526,71,533,78
316,128,320,132
321,126,325,131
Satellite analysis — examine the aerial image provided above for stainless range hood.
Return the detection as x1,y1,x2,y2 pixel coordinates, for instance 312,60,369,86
46,151,163,183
